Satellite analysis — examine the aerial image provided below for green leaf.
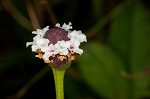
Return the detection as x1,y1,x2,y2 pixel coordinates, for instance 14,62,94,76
131,3,150,73
131,3,150,99
108,4,133,62
109,3,150,99
78,42,128,99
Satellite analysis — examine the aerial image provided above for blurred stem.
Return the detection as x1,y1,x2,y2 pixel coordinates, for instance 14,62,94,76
32,0,44,26
92,0,102,19
26,0,41,29
86,1,127,38
42,0,57,25
1,0,33,31
15,66,50,98
52,68,66,99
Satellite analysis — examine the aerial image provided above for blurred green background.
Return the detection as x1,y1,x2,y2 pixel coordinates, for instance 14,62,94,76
0,0,150,99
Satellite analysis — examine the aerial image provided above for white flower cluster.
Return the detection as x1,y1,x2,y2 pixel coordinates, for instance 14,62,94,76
26,22,87,61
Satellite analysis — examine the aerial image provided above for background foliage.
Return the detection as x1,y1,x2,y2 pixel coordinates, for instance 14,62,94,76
0,0,150,99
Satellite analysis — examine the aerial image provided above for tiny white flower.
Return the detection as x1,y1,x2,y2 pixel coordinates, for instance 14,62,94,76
73,48,83,55
26,42,33,47
69,30,87,42
61,49,69,55
33,35,41,41
31,45,39,51
77,33,87,42
62,22,72,31
55,41,71,55
69,40,83,55
55,41,70,49
41,46,49,52
55,23,60,27
68,30,78,39
56,22,72,31
42,44,59,60
75,31,87,42
32,26,49,37
70,39,80,47
41,44,52,52
43,52,52,60
42,44,57,54
35,38,49,46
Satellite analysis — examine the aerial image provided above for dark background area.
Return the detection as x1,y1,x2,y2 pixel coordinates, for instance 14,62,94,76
0,0,150,99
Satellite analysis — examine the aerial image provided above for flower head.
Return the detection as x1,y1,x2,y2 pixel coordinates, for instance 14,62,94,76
26,22,87,69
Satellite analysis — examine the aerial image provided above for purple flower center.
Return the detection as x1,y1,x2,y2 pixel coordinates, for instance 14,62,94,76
44,27,70,44
43,27,71,68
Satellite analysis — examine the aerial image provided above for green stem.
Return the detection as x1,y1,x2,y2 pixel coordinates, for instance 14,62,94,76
52,68,66,99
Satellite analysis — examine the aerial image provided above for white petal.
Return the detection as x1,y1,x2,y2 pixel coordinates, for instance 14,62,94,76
36,38,49,46
55,23,60,27
32,29,42,35
54,40,70,55
57,22,72,31
36,38,45,45
57,41,71,49
43,26,49,33
31,45,39,51
65,41,71,48
68,22,72,25
60,40,65,46
69,30,87,43
54,41,61,49
60,49,69,55
77,49,83,55
33,35,41,41
49,44,55,50
32,31,36,34
69,30,78,38
62,23,72,30
43,52,52,60
41,46,49,52
74,48,83,55
41,44,55,52
26,42,33,47
77,34,87,42
32,26,49,37
55,41,64,48
73,40,80,47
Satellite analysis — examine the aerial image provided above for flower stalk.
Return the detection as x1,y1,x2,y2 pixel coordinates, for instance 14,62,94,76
52,67,66,99
26,22,87,99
